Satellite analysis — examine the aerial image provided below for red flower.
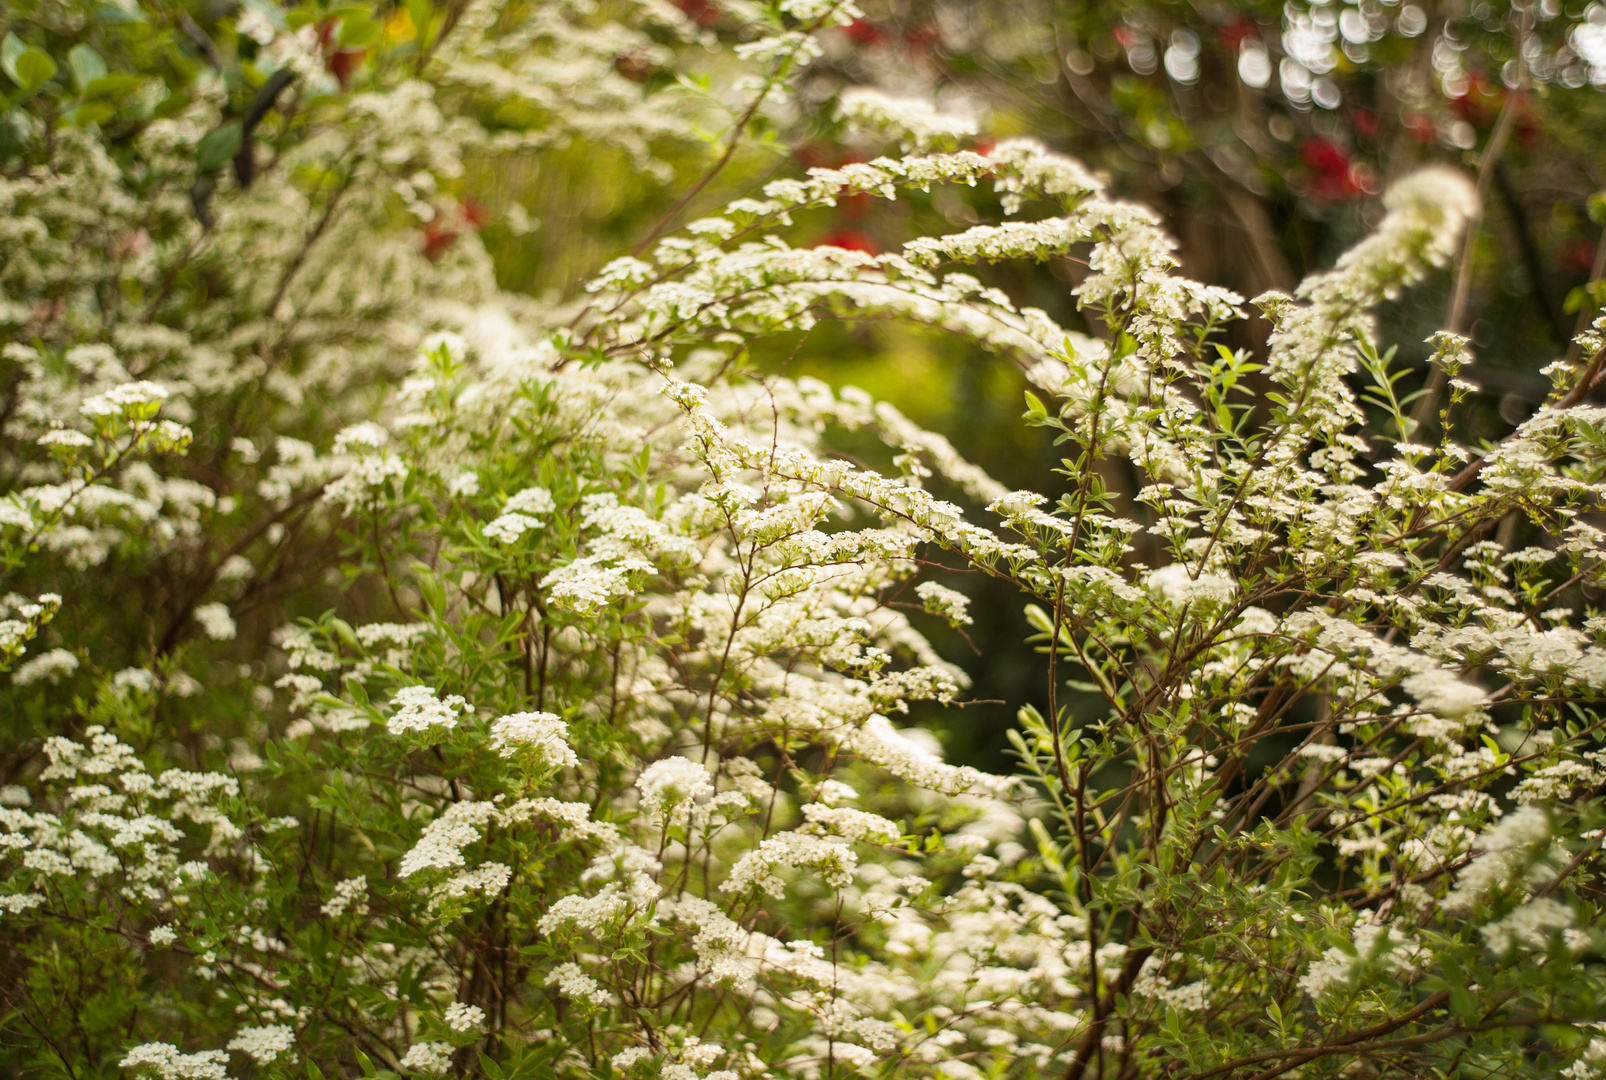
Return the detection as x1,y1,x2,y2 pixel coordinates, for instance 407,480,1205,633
422,221,459,261
1218,17,1258,51
1302,136,1350,175
1564,239,1598,275
672,0,720,28
460,199,491,231
815,229,878,254
326,49,365,88
844,18,887,46
1301,137,1367,201
1351,108,1379,138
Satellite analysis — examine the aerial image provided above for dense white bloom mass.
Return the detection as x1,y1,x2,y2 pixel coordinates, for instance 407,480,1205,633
119,1044,228,1080
386,686,473,737
227,1025,296,1064
2,0,1600,1075
839,87,980,150
635,756,714,821
489,712,578,768
398,1042,454,1075
13,648,79,686
915,581,973,626
320,877,369,918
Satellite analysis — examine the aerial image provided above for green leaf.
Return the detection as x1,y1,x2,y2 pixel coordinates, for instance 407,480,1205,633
67,44,107,91
1,33,26,85
83,73,143,98
1023,390,1047,418
14,48,57,93
196,120,244,172
478,1054,506,1080
404,0,434,45
1589,191,1606,227
338,13,382,48
1023,604,1054,635
68,101,115,126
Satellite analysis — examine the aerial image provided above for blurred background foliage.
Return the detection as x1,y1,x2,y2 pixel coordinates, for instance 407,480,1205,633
463,0,1606,774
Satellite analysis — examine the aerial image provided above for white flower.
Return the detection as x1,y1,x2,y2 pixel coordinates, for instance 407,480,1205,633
0,893,46,914
549,962,619,1008
1481,897,1575,954
448,470,480,497
636,756,713,822
37,428,93,449
443,1001,485,1033
119,1043,228,1080
193,602,236,642
1446,805,1552,910
483,513,542,544
838,87,979,150
488,712,578,769
386,686,472,737
722,831,857,897
398,802,499,877
149,925,178,947
13,648,78,686
1145,563,1237,608
915,581,973,626
80,381,169,420
237,6,276,45
504,487,554,516
398,1042,454,1075
612,1047,652,1071
1401,668,1485,718
331,422,390,453
420,331,467,362
113,668,157,695
227,1025,296,1064
320,877,368,918
216,555,254,582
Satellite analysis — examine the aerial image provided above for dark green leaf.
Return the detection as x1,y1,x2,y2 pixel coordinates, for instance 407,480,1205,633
83,73,143,97
197,120,244,172
68,101,115,126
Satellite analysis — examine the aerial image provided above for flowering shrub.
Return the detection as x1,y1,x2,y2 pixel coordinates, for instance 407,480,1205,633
6,2,1606,1080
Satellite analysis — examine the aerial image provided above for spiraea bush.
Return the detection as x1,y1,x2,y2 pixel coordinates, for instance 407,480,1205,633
6,2,1606,1079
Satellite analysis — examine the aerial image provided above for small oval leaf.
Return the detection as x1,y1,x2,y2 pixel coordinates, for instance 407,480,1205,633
68,44,107,91
196,119,244,172
15,48,58,93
